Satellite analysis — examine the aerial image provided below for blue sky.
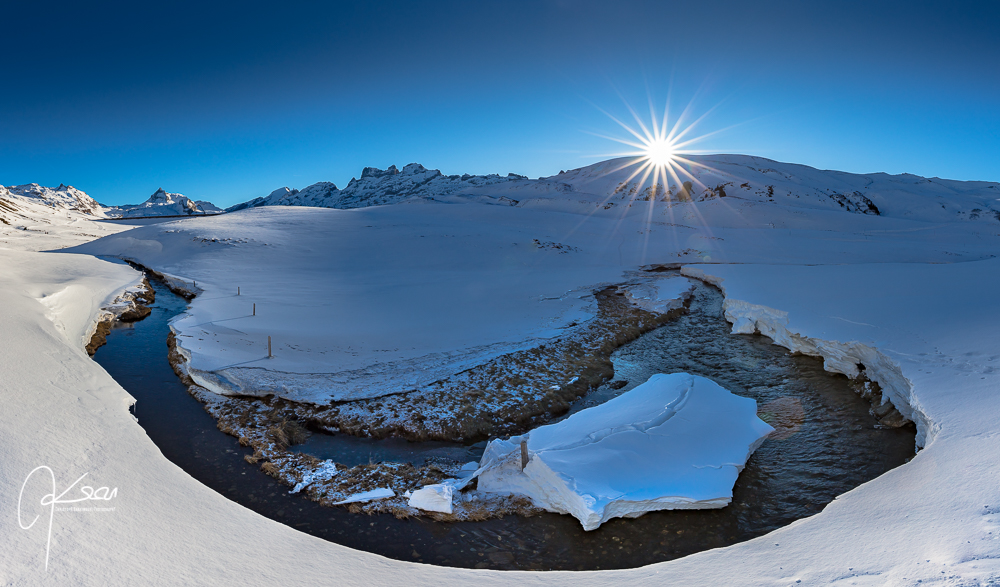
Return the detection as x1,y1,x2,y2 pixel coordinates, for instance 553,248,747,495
2,0,998,207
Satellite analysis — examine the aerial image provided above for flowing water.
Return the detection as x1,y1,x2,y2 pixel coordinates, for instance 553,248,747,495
94,275,915,571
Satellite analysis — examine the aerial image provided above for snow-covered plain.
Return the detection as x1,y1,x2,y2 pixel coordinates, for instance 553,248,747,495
75,203,623,403
68,156,999,407
476,373,774,530
5,154,1000,584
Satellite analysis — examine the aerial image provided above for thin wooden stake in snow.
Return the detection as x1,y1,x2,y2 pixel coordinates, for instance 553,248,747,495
268,336,272,358
520,439,529,471
253,303,255,316
238,286,240,296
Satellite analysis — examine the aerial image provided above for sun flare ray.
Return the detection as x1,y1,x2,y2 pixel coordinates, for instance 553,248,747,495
586,94,737,263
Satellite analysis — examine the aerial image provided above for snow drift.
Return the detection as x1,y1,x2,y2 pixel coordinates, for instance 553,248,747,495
476,373,774,530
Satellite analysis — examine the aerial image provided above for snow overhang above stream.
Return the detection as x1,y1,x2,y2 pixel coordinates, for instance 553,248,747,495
475,373,774,530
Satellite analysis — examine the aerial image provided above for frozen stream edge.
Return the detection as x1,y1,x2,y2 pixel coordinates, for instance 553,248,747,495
158,262,920,528
683,266,928,449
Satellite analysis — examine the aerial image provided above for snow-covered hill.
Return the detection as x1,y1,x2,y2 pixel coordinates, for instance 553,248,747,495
226,163,528,211
228,155,1000,225
107,188,222,218
538,155,1000,224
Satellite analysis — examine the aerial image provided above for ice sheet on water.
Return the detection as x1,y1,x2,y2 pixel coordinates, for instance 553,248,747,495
475,373,774,530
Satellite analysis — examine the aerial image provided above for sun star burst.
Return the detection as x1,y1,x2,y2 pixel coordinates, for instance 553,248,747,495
587,95,735,211
644,138,674,168
580,95,739,264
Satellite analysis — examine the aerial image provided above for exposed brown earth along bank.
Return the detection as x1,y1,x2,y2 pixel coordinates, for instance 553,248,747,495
167,330,542,521
96,265,918,563
86,321,112,356
296,286,691,443
130,256,691,444
849,370,913,430
86,276,155,356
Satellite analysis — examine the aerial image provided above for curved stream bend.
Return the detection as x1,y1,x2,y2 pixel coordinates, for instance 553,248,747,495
94,275,915,571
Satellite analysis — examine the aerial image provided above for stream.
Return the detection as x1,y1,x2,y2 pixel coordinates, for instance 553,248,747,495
94,275,915,571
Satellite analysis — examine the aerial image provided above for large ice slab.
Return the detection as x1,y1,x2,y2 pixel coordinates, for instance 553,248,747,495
476,373,774,530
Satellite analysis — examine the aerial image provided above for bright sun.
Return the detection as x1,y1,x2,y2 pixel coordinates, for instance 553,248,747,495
644,138,675,167
590,97,714,195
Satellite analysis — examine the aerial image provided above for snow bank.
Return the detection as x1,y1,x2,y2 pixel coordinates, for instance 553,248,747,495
476,373,773,530
683,265,936,448
11,240,1000,584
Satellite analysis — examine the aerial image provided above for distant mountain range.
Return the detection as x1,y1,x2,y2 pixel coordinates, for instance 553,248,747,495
0,184,222,230
105,188,222,218
5,155,999,228
221,156,1000,225
226,163,527,212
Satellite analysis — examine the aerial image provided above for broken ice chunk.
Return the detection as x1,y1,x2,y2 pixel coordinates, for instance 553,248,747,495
619,277,692,314
289,460,338,494
333,487,395,505
408,483,455,514
476,373,774,530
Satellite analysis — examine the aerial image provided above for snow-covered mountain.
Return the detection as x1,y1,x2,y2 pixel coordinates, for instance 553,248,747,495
226,163,528,212
107,188,222,218
227,155,1000,225
0,183,106,219
0,183,135,250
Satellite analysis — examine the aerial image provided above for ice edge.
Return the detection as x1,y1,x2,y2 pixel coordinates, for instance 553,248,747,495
681,265,931,449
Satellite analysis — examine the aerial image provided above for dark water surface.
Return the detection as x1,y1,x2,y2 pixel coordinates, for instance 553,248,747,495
94,276,915,571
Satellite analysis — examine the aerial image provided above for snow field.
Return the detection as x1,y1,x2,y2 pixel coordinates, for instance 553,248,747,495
6,155,1000,583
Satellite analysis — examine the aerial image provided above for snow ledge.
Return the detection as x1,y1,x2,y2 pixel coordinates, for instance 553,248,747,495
681,265,931,448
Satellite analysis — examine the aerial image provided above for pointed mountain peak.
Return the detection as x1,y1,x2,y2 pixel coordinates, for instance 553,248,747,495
267,187,296,198
401,163,432,175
